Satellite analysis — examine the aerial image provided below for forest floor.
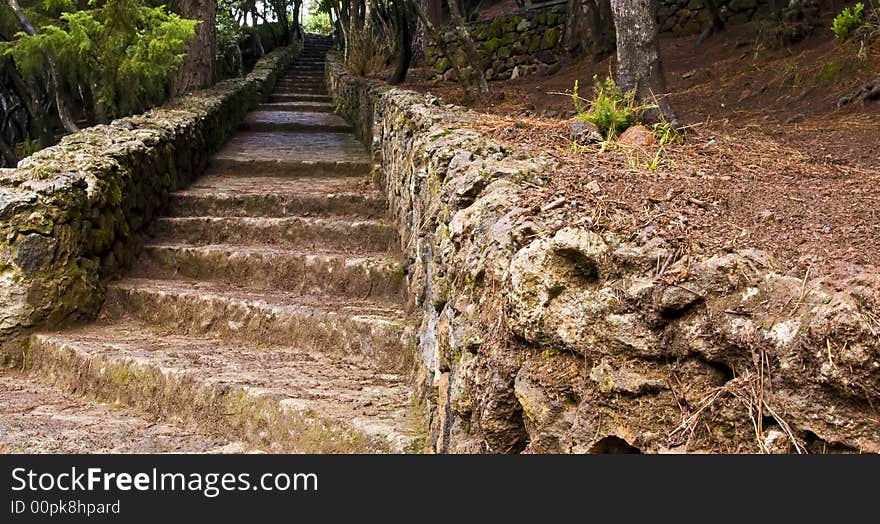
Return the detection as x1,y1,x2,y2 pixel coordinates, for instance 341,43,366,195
400,20,880,286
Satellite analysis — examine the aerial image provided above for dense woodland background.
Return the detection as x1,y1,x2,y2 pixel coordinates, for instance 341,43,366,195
1,0,878,168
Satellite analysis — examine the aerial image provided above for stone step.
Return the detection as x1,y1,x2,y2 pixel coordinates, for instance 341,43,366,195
269,93,332,103
285,67,324,74
277,77,325,84
276,81,325,90
166,175,387,218
278,69,324,77
277,80,324,88
28,323,423,453
101,279,412,367
148,216,397,253
208,131,370,176
0,372,249,453
137,244,406,299
257,101,334,113
238,111,348,133
272,87,328,96
275,83,325,92
278,76,324,83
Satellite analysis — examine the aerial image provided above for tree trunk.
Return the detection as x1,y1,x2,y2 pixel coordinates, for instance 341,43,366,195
609,0,676,122
595,0,615,56
4,57,54,147
409,0,472,95
446,0,488,101
389,0,413,84
6,0,79,133
171,0,217,97
292,0,302,38
249,1,266,56
413,0,442,62
697,0,725,44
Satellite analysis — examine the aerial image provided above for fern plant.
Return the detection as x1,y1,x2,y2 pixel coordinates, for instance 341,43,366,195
3,0,196,118
832,3,866,41
576,75,654,138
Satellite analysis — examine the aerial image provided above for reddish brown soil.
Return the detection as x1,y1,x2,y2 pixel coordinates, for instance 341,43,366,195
401,18,880,281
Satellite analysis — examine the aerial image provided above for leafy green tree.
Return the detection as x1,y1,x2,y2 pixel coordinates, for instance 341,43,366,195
3,0,196,119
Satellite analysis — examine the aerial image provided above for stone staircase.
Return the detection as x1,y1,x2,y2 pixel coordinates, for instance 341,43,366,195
0,35,424,454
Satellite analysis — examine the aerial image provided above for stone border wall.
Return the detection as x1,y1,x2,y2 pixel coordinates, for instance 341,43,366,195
0,41,302,361
424,0,775,82
327,55,879,454
426,1,567,82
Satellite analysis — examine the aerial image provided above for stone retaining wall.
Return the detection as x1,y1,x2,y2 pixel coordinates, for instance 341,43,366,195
426,1,567,82
0,41,302,361
659,0,771,35
327,55,880,454
424,0,774,81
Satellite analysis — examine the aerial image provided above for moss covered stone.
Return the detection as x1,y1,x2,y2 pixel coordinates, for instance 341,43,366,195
526,34,542,53
0,41,302,344
542,27,561,50
484,37,503,53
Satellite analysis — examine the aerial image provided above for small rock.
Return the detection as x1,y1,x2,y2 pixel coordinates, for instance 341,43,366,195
510,66,520,80
570,120,602,144
589,359,667,396
586,180,601,194
534,50,557,65
111,118,135,130
448,150,473,172
618,125,655,148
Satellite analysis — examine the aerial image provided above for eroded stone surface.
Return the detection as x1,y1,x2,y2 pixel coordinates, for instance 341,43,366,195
4,35,426,454
0,372,246,454
327,53,880,454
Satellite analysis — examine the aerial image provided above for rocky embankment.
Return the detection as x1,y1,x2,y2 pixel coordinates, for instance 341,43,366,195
327,56,879,454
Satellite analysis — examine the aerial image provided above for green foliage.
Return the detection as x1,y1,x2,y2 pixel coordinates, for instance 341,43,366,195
832,2,865,41
304,11,331,34
217,0,244,77
576,75,650,138
2,0,196,118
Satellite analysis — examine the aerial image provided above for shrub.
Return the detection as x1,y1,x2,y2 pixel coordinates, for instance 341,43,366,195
832,3,865,41
305,12,332,35
576,75,646,138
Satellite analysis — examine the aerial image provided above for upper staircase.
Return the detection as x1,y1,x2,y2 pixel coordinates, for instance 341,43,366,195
0,34,424,454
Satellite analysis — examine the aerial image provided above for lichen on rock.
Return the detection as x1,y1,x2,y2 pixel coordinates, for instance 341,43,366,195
328,53,879,454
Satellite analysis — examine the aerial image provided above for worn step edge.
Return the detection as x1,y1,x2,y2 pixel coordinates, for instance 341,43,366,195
27,334,423,453
137,244,406,299
0,372,250,454
102,279,412,367
256,102,334,113
166,190,387,219
269,94,332,103
207,158,370,178
148,216,397,253
274,87,327,94
237,120,347,133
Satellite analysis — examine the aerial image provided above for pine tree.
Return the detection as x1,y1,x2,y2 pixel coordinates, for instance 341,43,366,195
3,0,197,119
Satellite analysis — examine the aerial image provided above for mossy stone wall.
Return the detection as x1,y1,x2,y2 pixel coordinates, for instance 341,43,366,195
0,41,302,360
424,0,777,82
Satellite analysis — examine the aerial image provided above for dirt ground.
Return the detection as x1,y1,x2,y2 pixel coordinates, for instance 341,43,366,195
400,17,880,283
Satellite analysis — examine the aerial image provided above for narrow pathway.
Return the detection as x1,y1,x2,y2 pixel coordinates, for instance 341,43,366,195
0,35,422,454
